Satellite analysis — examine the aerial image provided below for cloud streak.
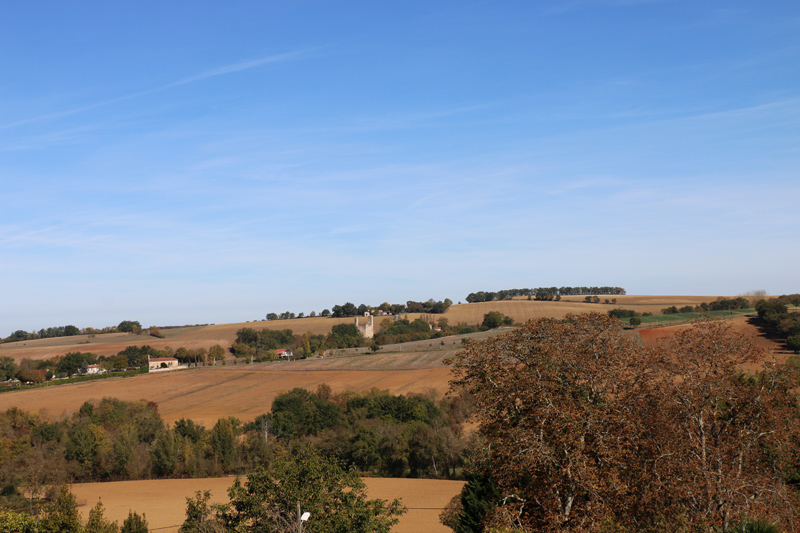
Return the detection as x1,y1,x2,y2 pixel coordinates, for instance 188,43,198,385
0,49,311,130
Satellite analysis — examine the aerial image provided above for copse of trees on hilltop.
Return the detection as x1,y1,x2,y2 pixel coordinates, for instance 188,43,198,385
466,286,626,303
2,319,151,344
3,321,212,345
264,298,453,321
3,325,82,344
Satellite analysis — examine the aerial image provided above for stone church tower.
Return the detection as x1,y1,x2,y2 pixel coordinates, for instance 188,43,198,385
355,313,374,339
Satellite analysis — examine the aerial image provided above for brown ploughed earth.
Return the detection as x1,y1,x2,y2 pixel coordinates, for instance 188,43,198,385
638,314,787,354
0,355,455,427
71,476,465,533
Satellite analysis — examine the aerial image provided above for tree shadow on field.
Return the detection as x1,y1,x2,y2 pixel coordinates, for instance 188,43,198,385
746,316,793,354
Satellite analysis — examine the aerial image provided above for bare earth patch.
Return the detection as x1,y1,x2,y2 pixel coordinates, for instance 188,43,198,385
71,477,464,533
637,315,791,374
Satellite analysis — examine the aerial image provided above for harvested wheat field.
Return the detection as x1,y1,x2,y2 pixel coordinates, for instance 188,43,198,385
0,296,734,364
0,316,370,363
0,351,456,427
71,476,464,533
442,296,723,326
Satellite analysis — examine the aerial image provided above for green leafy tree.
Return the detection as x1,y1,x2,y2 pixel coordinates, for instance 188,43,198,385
179,491,224,533
120,511,148,533
85,500,120,533
215,446,406,533
6,330,29,342
787,334,800,354
210,418,236,469
66,423,98,465
116,320,141,333
208,344,225,364
0,356,17,381
56,351,97,376
175,418,205,443
481,311,506,329
270,388,345,439
39,484,83,533
327,323,363,348
446,473,501,533
0,509,36,533
151,430,179,477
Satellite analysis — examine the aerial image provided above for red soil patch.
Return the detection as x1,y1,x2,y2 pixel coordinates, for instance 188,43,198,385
638,316,787,355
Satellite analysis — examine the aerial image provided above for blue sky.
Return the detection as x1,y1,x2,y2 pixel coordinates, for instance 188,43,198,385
1,1,798,333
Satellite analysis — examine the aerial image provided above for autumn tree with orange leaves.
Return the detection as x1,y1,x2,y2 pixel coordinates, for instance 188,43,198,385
447,314,800,533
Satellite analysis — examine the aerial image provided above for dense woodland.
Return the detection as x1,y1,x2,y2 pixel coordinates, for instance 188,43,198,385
0,387,470,501
0,448,404,533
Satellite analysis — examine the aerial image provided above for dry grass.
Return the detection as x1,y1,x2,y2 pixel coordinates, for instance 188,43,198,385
71,476,464,533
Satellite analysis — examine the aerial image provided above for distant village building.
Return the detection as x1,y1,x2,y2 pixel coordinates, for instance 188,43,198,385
276,348,293,359
86,364,101,375
148,357,179,371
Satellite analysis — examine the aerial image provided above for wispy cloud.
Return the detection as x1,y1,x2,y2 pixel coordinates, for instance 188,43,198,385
159,51,306,90
0,50,312,130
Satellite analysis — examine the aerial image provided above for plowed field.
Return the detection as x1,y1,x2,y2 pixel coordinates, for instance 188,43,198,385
0,361,454,427
638,315,786,354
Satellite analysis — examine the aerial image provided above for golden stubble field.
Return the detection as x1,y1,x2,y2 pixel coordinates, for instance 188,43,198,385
0,353,455,427
0,316,374,362
0,295,725,363
2,295,784,533
71,476,465,533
